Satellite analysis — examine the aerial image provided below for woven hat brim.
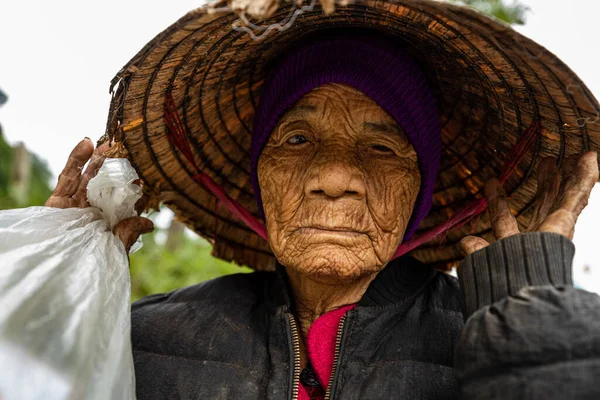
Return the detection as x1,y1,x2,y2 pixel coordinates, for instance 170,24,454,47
105,0,600,271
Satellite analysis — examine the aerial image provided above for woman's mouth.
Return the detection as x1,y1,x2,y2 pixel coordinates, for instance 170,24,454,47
296,226,366,237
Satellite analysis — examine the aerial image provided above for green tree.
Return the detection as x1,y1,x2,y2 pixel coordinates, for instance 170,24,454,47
455,0,529,25
129,222,251,301
0,126,13,208
0,92,53,210
0,129,53,209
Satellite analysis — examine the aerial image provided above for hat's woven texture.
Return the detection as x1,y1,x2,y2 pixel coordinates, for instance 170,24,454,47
105,0,600,271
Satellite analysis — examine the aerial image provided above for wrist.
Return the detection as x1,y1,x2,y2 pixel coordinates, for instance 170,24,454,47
457,231,574,318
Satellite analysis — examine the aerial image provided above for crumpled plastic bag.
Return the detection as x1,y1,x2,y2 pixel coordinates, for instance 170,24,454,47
86,157,143,253
0,158,142,400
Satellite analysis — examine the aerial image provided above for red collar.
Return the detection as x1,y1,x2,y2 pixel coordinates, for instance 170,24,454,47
299,304,356,400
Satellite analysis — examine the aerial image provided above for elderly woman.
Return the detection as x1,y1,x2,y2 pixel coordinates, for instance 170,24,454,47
49,1,600,399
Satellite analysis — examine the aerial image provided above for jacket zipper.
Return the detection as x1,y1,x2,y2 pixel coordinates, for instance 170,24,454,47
324,314,347,400
288,313,301,400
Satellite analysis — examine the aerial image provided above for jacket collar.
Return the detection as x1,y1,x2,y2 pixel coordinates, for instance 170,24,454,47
359,255,437,306
268,255,437,311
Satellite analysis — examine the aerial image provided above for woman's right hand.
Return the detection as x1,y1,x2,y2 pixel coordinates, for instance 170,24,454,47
46,138,154,252
460,151,598,256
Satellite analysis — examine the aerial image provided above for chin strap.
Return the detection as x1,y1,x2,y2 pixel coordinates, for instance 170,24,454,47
165,93,540,261
164,94,268,240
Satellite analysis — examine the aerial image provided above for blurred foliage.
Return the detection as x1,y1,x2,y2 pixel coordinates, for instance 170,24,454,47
0,127,12,206
27,155,54,205
0,88,6,107
129,220,251,301
0,125,53,209
455,0,529,25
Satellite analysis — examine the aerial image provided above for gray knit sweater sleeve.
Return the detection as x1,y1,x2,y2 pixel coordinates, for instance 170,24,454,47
454,232,600,399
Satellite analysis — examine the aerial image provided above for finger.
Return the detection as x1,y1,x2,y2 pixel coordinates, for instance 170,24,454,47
539,151,599,239
74,143,110,205
485,178,520,240
538,154,580,235
45,195,79,208
559,151,598,216
53,138,94,197
554,154,580,209
459,236,490,256
561,153,580,177
113,217,154,252
527,157,560,231
134,192,151,215
83,143,110,177
320,0,335,14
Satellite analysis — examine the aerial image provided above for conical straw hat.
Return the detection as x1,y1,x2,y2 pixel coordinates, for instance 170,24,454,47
104,0,600,270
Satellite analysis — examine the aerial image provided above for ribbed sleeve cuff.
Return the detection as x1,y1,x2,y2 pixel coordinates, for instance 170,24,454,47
458,232,575,318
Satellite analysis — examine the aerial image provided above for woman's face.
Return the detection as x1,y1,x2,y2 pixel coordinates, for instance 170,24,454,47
257,83,421,281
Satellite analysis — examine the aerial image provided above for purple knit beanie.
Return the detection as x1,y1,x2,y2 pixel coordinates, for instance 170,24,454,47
251,33,441,241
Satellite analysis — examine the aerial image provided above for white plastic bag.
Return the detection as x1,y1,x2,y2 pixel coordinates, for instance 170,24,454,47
0,158,142,400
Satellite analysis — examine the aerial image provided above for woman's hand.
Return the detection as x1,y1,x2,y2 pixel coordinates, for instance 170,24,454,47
46,138,154,252
460,151,599,256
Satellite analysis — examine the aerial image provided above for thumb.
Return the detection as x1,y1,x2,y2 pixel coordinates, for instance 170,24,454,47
113,216,154,252
459,236,489,257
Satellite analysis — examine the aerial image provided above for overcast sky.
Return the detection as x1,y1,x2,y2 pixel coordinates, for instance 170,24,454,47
1,0,599,292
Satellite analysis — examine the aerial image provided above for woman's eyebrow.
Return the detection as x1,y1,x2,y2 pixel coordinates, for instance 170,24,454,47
282,105,318,120
363,121,405,137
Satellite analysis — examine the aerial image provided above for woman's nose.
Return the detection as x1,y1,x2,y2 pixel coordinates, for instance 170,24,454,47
305,159,366,199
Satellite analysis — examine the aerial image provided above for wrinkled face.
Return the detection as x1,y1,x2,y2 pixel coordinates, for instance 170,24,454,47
257,83,421,281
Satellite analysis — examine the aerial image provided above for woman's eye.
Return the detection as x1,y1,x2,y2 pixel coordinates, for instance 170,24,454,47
287,134,308,145
371,144,393,153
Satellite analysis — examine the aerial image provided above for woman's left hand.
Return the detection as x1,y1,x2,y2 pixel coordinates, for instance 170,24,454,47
46,138,154,252
460,151,599,256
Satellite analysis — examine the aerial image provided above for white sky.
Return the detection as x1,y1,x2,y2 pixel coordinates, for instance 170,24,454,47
0,0,598,292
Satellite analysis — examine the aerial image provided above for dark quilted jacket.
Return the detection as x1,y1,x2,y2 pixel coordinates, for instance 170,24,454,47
131,232,600,399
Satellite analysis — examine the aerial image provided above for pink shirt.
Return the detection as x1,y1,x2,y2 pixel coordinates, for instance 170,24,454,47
298,304,356,400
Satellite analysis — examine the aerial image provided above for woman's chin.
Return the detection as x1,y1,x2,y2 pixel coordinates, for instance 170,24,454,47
278,245,386,282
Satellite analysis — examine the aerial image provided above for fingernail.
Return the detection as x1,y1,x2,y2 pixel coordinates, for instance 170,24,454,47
84,137,91,142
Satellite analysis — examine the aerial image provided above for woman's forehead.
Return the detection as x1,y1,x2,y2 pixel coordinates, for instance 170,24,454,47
297,83,377,105
279,84,403,137
285,84,398,123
